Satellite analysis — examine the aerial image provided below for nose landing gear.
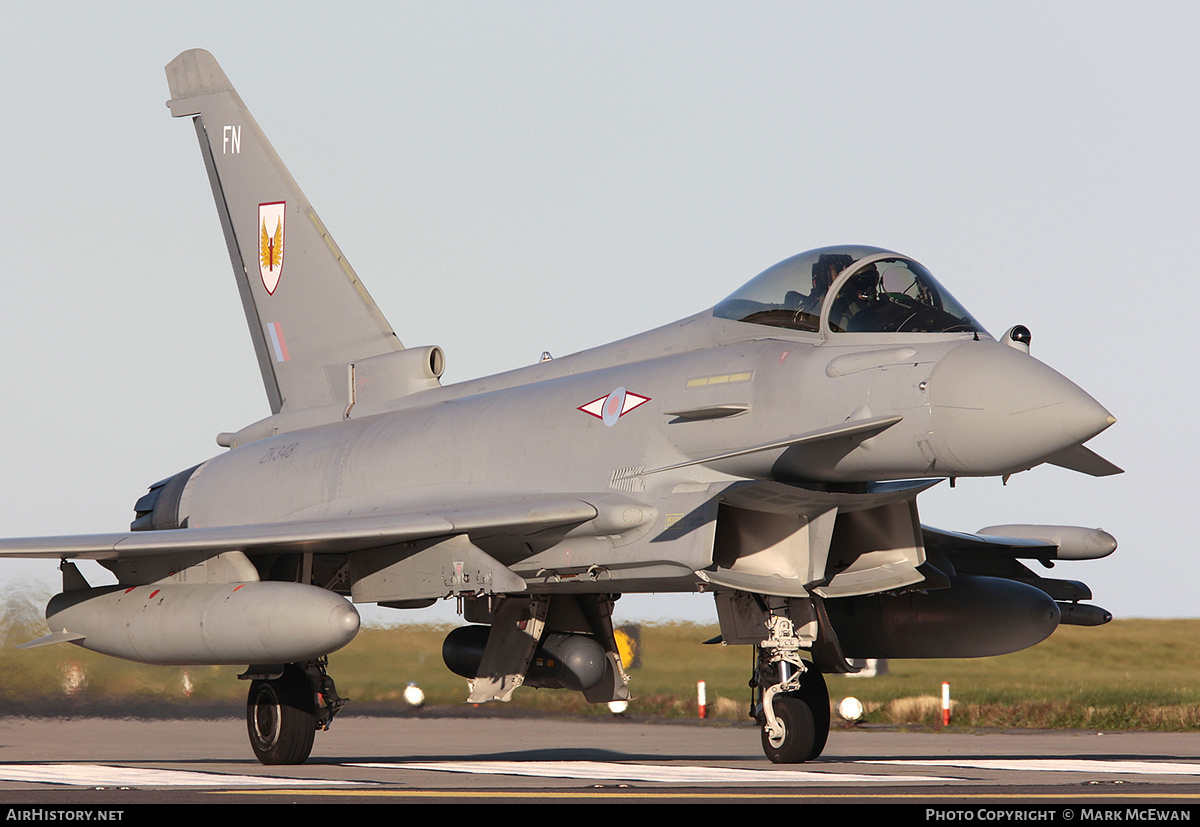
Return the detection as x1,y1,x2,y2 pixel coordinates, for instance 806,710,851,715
757,673,831,763
752,614,831,763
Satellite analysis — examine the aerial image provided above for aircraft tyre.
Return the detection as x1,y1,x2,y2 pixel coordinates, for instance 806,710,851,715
793,669,830,760
760,695,816,764
758,671,829,763
246,665,316,765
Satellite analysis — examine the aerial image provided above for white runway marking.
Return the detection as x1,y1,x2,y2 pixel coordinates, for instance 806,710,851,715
0,763,355,788
350,760,955,784
10,758,1189,789
864,759,1200,776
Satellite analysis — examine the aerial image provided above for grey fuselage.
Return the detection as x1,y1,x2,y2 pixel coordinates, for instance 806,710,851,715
171,304,1110,597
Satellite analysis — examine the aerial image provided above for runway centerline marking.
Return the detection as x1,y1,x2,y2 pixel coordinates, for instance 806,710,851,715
863,759,1200,776
0,763,358,788
349,760,955,784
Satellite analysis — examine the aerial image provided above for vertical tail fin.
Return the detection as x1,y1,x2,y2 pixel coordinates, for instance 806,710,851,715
165,49,402,415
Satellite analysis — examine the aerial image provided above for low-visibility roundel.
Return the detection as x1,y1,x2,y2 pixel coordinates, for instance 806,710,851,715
603,388,626,426
578,387,651,427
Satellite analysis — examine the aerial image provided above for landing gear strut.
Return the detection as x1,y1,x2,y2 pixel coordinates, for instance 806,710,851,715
244,659,347,765
752,614,830,763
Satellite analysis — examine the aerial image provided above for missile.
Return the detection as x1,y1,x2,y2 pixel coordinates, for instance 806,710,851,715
35,582,360,665
977,525,1117,560
1057,601,1113,627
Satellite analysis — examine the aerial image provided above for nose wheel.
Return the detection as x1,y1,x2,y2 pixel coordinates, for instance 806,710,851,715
761,695,816,763
758,673,830,763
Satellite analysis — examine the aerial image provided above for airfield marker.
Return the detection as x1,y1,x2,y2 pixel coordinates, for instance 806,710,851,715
403,682,425,707
697,681,707,719
942,682,951,725
837,696,864,722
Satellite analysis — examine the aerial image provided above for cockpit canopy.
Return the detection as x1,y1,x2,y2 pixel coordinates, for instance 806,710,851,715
713,245,986,336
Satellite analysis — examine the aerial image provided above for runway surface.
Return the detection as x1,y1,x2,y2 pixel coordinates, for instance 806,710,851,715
2,715,1200,806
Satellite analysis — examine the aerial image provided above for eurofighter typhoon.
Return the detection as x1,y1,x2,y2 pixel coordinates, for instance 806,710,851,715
0,50,1120,765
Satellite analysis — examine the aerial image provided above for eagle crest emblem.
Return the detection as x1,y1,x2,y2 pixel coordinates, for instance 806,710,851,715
258,201,286,294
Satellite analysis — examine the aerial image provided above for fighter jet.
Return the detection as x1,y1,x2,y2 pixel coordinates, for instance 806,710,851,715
0,50,1120,765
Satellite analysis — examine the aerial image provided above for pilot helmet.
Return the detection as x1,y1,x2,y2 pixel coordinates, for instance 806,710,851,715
812,253,854,292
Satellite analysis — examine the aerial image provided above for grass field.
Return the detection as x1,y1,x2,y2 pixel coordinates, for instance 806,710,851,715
3,586,1198,730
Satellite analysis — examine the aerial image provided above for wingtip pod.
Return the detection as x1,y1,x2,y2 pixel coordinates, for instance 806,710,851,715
165,49,238,115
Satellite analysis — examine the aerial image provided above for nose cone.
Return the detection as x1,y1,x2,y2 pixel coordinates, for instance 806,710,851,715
927,342,1115,476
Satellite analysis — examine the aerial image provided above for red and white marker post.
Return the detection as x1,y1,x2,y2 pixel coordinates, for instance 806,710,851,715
697,680,707,719
942,681,951,725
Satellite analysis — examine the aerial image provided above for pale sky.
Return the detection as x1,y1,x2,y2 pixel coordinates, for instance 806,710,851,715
0,2,1195,626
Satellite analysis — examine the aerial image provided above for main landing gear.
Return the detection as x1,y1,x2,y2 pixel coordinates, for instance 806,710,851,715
244,659,347,765
752,615,830,763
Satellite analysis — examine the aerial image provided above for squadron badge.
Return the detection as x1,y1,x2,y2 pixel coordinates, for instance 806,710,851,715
258,201,286,294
